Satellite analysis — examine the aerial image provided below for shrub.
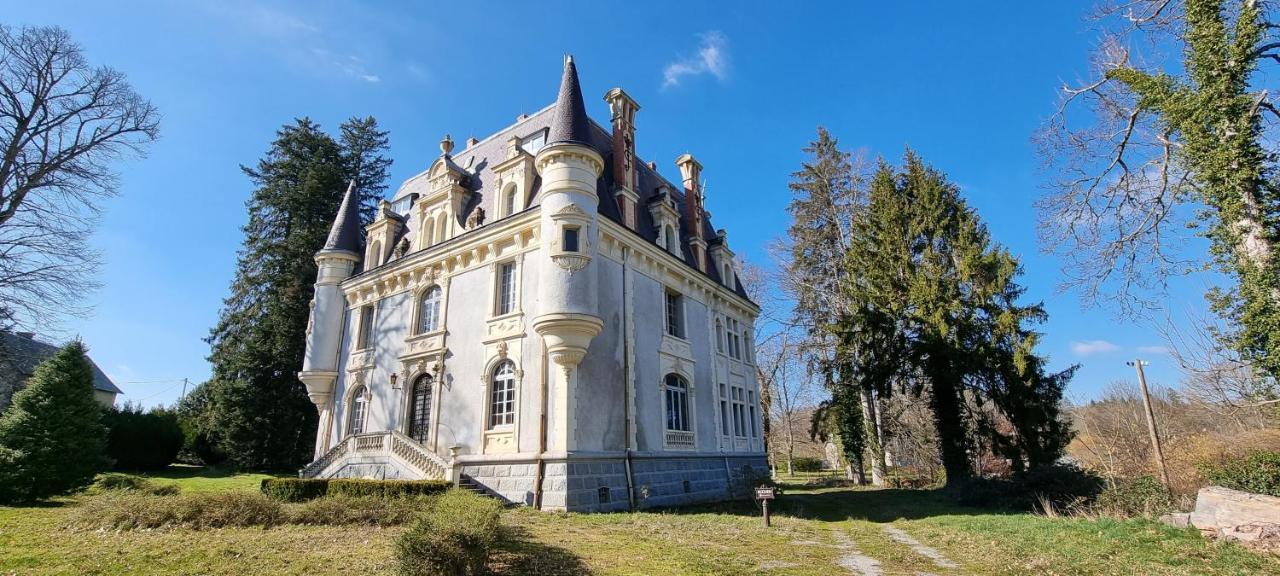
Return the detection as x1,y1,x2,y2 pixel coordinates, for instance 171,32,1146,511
260,478,330,502
1095,476,1177,518
260,477,451,502
90,473,180,496
290,495,424,526
396,489,502,576
102,404,184,471
71,491,284,530
0,341,109,503
1201,450,1280,497
791,456,825,472
951,464,1104,512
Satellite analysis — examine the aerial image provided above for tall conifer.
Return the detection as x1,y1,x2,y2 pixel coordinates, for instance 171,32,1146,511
204,117,390,470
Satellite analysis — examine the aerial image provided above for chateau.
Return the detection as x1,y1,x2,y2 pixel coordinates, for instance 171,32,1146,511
298,57,765,512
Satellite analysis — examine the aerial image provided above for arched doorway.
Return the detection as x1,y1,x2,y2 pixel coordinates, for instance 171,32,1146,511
408,374,433,443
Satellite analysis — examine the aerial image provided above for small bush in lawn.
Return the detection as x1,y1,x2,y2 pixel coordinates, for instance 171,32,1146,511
396,489,502,576
790,456,825,473
71,491,283,530
1201,450,1280,497
90,473,180,496
260,477,451,502
950,464,1103,512
290,495,424,526
1095,476,1176,518
260,478,330,502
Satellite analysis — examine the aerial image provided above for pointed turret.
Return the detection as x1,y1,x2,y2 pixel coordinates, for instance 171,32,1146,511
301,180,363,459
322,180,363,256
547,56,592,146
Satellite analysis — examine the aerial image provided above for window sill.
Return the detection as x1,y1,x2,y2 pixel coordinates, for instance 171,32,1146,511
406,329,445,342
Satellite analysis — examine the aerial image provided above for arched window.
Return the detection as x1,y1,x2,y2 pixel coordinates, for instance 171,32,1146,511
664,374,690,432
662,225,675,251
488,361,516,429
417,286,442,334
503,184,518,217
422,216,434,247
408,375,433,443
347,385,368,436
370,240,383,266
435,216,448,244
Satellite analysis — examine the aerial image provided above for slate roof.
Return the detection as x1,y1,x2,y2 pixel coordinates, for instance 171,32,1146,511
322,180,363,254
0,332,122,397
384,58,750,301
547,56,592,146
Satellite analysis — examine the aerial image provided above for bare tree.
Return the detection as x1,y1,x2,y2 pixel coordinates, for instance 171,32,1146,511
0,25,159,332
1161,308,1279,425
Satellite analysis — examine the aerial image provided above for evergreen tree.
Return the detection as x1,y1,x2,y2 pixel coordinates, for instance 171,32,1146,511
0,341,109,502
204,117,390,470
785,127,884,483
838,149,1075,483
340,116,394,224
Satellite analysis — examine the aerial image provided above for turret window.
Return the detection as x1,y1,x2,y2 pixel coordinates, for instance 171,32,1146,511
416,286,442,334
562,226,580,253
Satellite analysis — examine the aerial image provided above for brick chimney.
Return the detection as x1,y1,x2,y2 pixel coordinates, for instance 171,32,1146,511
675,153,707,271
604,87,640,229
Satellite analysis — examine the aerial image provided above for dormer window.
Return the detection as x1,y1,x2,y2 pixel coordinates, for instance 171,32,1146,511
520,130,546,155
389,195,414,216
504,186,518,217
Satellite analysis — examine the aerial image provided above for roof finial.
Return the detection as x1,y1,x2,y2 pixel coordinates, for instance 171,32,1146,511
439,134,455,157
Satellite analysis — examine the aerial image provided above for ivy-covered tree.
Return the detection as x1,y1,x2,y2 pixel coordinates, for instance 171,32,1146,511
0,341,109,502
784,128,885,483
203,117,390,470
1041,0,1280,393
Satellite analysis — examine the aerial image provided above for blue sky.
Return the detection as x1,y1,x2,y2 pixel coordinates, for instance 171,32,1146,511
9,1,1204,408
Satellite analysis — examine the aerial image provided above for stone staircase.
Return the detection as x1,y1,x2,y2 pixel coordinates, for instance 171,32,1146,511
300,430,452,481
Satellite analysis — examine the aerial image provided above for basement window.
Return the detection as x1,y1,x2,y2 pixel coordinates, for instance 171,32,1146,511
597,486,610,504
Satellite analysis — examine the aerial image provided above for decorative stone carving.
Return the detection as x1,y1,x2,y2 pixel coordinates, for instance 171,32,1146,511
467,207,486,229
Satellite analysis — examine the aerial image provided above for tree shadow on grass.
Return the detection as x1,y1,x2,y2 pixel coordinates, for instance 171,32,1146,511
653,487,1013,524
490,525,592,575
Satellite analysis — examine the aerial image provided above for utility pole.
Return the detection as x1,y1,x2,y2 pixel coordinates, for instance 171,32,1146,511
180,378,189,400
1128,360,1171,488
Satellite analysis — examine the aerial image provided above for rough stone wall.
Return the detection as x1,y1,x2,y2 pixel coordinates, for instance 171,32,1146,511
462,460,541,506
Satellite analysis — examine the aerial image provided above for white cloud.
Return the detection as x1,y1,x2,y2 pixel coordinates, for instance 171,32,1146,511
207,2,383,84
1137,345,1168,355
663,31,729,89
1070,339,1120,357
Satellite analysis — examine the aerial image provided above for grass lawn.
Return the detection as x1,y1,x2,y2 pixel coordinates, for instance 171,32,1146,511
1,468,1276,575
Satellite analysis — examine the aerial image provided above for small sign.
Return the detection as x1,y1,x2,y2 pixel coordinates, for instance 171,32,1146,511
755,487,776,500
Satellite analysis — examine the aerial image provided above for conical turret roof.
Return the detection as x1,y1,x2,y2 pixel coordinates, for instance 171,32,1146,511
547,55,591,146
322,180,362,255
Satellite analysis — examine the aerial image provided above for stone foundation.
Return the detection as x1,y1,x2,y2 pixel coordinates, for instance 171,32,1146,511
460,452,768,512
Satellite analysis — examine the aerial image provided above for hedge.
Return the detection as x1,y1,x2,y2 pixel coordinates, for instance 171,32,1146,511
396,489,503,576
260,478,452,502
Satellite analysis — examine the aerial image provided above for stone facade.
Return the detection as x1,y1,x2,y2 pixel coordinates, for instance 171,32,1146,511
298,57,766,512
